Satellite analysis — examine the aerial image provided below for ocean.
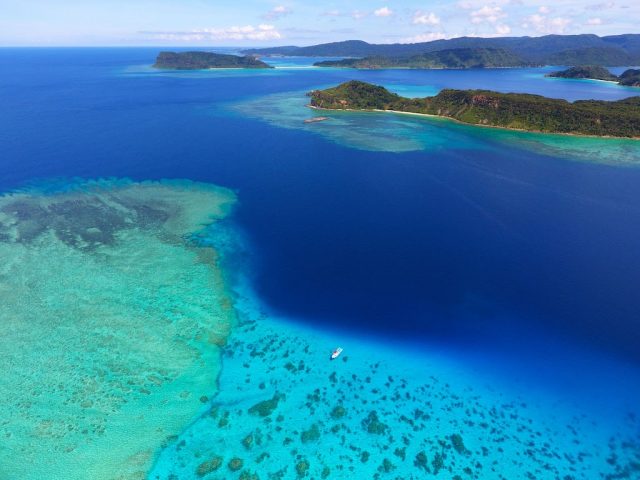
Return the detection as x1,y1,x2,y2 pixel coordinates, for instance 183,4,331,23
0,47,639,479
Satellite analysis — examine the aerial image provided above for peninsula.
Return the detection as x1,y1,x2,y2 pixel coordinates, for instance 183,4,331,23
153,51,273,70
308,80,640,138
548,66,640,87
314,48,532,69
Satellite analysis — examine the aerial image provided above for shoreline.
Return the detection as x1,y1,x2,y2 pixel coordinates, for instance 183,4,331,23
308,104,640,141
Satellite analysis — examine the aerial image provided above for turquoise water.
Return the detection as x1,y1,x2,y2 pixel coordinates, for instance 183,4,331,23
0,49,639,479
0,180,237,479
149,281,640,479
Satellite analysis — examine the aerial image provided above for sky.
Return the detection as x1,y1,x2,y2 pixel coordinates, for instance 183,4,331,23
0,0,637,46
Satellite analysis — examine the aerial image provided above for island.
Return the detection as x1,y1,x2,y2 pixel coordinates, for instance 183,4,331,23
547,65,618,81
313,48,532,69
308,80,640,138
548,66,640,87
153,51,273,70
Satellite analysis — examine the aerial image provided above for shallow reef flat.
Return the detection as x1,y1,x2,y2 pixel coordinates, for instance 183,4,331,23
232,90,640,165
150,294,640,480
0,179,237,480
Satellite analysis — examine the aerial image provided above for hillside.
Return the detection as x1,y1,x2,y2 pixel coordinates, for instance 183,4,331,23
308,80,640,138
314,48,531,69
544,47,636,66
619,69,640,87
153,51,273,70
244,34,640,65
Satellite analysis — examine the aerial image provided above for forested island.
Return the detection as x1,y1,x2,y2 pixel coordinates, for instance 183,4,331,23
308,81,640,138
314,48,533,69
548,66,640,87
153,51,272,70
547,65,618,81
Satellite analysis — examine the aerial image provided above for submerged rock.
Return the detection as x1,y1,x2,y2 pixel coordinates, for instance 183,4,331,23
414,451,429,472
196,455,222,476
331,405,346,420
242,433,254,449
228,457,244,472
296,459,310,477
248,393,282,417
239,470,260,480
362,411,388,435
378,458,396,473
451,434,470,455
300,423,321,443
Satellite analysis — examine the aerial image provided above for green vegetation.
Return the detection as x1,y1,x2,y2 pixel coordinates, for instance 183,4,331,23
153,51,272,70
548,65,618,81
545,47,636,66
314,48,531,69
549,66,640,88
244,34,640,66
619,69,640,87
308,80,640,138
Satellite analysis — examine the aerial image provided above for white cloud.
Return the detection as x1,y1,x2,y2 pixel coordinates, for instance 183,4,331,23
263,5,292,20
522,14,571,33
413,12,441,25
495,23,511,34
403,32,448,43
322,9,341,17
374,6,393,17
471,5,506,24
586,17,603,25
145,24,282,42
538,6,551,14
352,10,368,20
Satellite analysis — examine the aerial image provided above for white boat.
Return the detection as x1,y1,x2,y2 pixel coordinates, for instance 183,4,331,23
330,347,343,360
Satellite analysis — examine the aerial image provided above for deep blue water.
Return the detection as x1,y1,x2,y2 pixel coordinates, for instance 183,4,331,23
1,47,640,371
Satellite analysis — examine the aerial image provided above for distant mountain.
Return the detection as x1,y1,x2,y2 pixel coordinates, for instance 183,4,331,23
308,80,640,138
153,51,273,70
314,48,532,69
243,34,640,66
547,65,618,81
249,40,377,57
545,47,636,66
